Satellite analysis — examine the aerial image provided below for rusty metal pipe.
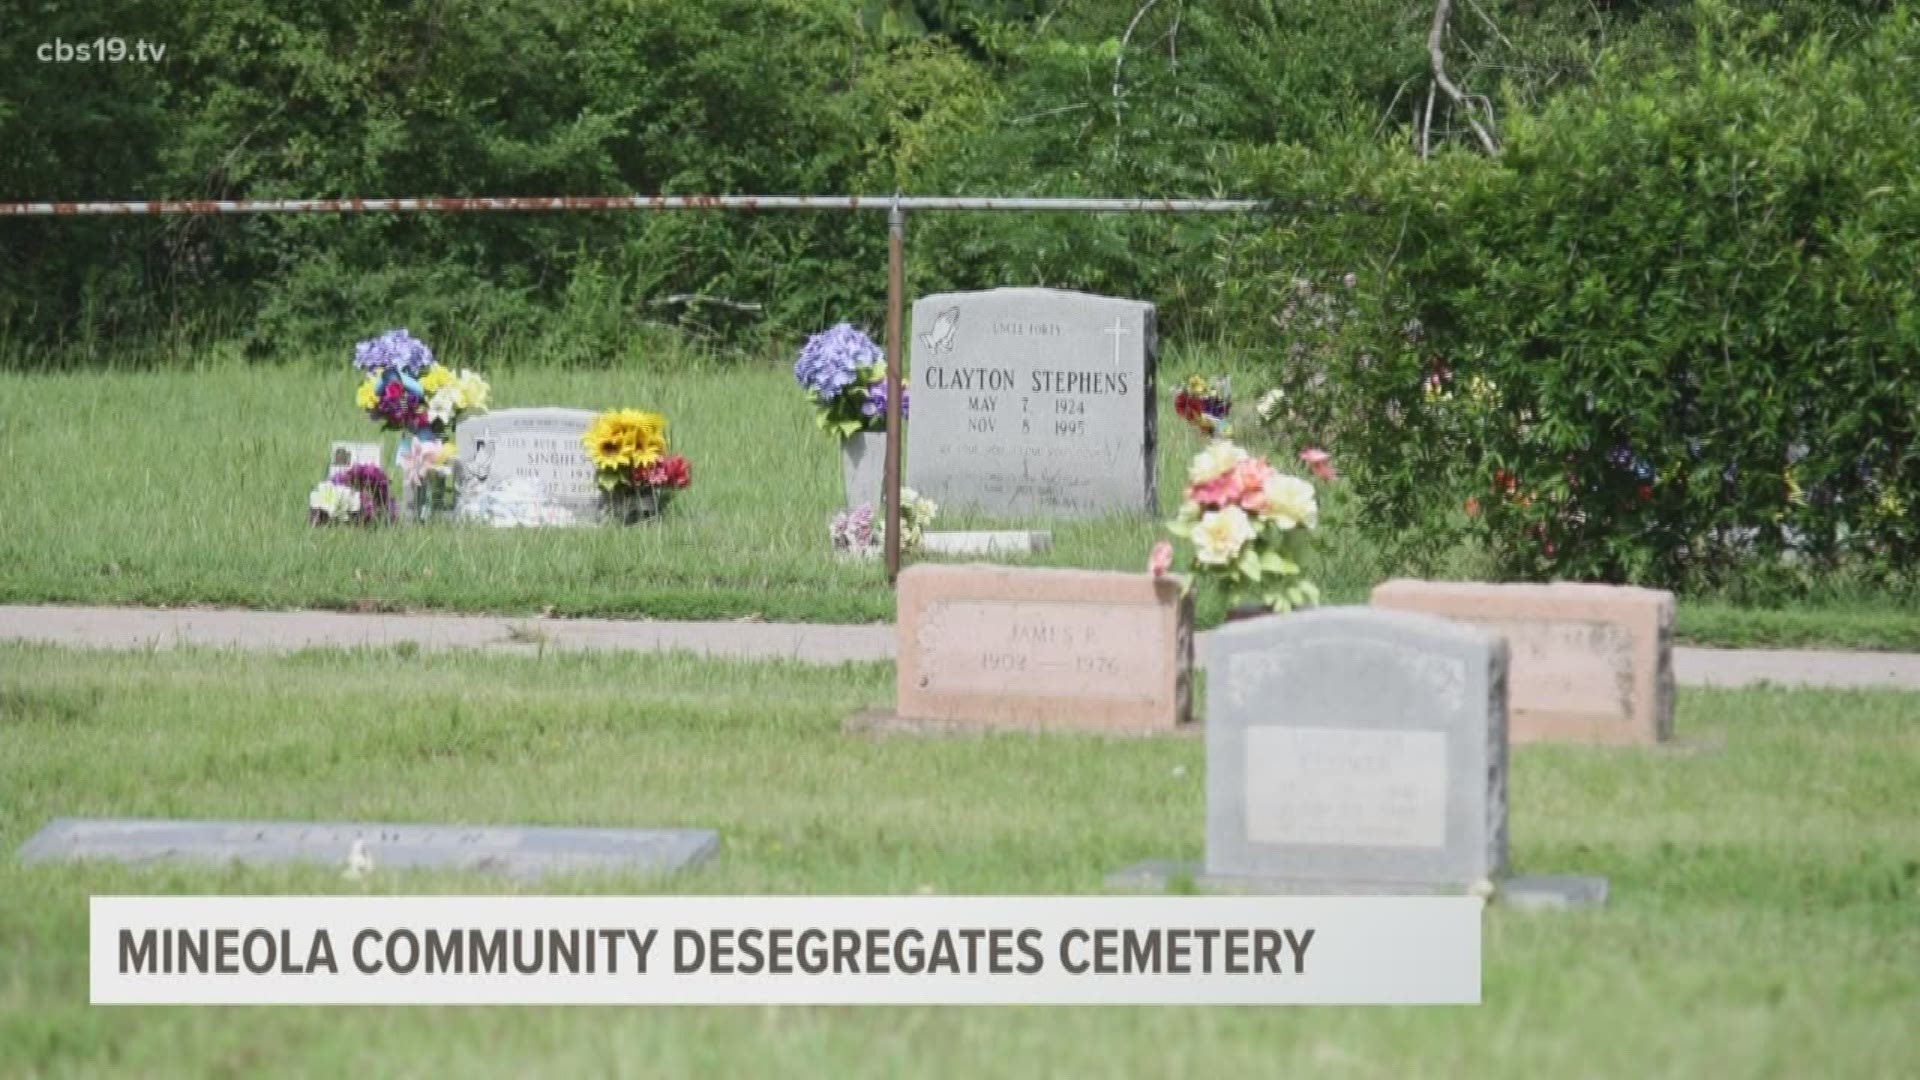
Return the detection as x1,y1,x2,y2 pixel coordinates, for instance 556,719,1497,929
0,195,1265,217
883,203,906,583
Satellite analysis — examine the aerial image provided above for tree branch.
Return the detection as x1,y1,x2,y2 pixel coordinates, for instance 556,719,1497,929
1428,0,1500,155
1113,0,1165,129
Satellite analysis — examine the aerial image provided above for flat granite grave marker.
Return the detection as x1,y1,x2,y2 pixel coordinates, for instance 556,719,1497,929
455,407,602,526
918,530,1053,558
849,563,1193,735
17,818,718,883
1109,607,1606,909
906,288,1157,519
1370,579,1675,745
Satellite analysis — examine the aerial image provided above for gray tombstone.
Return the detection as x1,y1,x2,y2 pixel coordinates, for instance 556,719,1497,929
455,407,603,526
1206,607,1509,892
18,818,718,883
906,288,1156,519
1108,606,1606,908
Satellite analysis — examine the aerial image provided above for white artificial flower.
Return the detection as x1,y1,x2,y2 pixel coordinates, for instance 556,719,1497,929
1262,473,1318,530
1191,505,1256,566
1256,388,1285,421
1188,441,1249,485
454,369,490,412
309,481,362,518
426,388,458,424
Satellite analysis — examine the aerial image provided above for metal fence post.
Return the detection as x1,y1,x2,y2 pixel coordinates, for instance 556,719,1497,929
883,199,906,583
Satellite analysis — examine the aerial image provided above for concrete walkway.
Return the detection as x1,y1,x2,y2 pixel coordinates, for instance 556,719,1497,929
4,604,1920,692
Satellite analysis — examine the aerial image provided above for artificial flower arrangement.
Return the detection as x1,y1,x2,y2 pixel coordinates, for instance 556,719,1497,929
1174,374,1232,437
582,408,693,521
830,489,938,558
398,437,458,520
795,323,908,438
308,463,395,527
1151,440,1324,614
351,328,490,439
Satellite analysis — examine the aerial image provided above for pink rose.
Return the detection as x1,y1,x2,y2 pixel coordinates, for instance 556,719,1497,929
1299,447,1337,482
1189,468,1245,509
1148,540,1173,578
1231,459,1269,512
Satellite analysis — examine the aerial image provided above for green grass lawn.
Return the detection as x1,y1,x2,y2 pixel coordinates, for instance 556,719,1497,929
3,359,1918,648
3,642,1918,1076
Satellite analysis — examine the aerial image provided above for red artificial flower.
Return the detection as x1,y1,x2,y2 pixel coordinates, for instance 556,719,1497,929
1638,484,1653,503
1464,497,1481,517
639,455,692,490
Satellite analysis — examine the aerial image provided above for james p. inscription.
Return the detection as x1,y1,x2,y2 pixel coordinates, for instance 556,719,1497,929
914,600,1162,700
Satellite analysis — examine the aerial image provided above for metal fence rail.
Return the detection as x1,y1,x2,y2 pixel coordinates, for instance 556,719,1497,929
0,192,1270,578
0,195,1263,217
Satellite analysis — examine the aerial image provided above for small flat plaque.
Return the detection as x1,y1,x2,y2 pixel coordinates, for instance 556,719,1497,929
17,818,718,882
1244,727,1448,849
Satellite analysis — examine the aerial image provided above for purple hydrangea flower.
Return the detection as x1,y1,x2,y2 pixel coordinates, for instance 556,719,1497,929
795,323,882,403
861,378,909,420
353,328,435,377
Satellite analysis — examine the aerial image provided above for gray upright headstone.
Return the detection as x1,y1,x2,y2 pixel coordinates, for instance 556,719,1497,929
455,407,603,525
907,288,1156,519
1205,607,1509,893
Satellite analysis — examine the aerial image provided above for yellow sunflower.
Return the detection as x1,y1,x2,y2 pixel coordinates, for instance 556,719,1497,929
583,409,669,471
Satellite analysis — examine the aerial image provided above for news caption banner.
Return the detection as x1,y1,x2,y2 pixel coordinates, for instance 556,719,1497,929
847,563,1194,736
19,819,719,883
1110,606,1610,910
92,895,1481,1005
906,287,1158,519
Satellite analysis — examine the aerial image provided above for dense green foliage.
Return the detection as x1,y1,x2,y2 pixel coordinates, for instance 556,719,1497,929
2,0,1915,589
1339,8,1920,583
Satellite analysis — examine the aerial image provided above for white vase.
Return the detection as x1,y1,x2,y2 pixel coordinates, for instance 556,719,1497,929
840,431,887,511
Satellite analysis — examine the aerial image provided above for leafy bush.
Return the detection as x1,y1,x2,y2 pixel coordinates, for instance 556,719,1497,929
1347,6,1920,586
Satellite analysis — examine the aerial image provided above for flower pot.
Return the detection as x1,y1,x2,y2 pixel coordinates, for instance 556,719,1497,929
840,431,887,511
402,476,458,524
607,487,662,526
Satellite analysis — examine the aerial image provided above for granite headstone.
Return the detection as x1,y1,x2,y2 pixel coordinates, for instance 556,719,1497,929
1370,579,1676,745
1204,607,1508,892
906,288,1156,518
1108,606,1608,908
853,563,1193,734
455,407,602,526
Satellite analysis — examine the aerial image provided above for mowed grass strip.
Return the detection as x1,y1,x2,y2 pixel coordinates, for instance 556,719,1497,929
1,643,1917,1077
4,360,1919,647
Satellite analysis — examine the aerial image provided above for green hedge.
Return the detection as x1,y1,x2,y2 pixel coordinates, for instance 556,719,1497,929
1342,7,1920,585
